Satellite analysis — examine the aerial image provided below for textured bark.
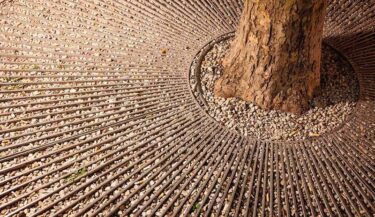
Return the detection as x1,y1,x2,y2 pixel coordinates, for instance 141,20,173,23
214,0,326,114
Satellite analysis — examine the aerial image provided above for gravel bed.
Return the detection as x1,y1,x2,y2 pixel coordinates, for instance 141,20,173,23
190,38,360,141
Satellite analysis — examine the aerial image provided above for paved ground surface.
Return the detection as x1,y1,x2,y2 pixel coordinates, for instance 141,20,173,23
0,0,374,216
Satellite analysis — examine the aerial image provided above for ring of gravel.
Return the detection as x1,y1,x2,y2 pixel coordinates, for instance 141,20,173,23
190,34,360,141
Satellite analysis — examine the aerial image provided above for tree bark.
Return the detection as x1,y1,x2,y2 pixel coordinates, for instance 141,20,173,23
214,0,326,114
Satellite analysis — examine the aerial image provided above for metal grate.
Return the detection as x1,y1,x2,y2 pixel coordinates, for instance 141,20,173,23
0,0,374,216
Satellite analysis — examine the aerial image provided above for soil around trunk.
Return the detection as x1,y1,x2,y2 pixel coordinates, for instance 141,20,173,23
190,38,359,141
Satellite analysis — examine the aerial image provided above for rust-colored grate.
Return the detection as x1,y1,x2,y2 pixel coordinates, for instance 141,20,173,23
0,0,374,216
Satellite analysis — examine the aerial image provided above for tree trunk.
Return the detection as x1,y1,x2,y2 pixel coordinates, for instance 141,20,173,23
214,0,326,114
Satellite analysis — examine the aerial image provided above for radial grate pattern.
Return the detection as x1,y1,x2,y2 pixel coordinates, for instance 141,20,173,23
0,0,374,216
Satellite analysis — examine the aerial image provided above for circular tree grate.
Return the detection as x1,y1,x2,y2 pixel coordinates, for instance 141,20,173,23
0,0,374,216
